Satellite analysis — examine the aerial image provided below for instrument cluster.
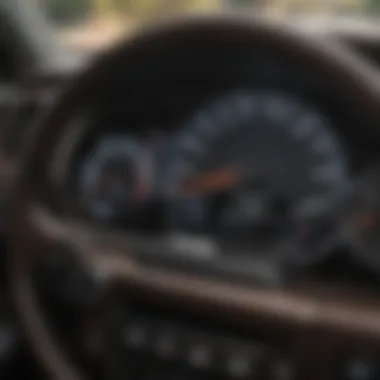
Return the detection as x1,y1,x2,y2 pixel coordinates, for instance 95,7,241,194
72,89,380,282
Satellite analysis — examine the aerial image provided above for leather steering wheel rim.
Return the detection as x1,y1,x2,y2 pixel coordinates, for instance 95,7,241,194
8,14,380,380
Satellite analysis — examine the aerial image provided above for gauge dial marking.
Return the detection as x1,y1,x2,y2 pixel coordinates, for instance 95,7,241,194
164,91,351,272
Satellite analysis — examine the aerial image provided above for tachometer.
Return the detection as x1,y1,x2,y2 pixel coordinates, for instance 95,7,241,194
164,91,352,270
79,135,153,223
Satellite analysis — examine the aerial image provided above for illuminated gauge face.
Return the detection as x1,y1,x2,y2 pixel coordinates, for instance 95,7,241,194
79,136,151,222
163,91,352,267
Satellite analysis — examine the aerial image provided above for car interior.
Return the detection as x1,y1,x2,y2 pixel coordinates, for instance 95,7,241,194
3,1,380,379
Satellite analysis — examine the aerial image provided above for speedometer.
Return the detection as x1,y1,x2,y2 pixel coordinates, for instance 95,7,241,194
163,91,352,269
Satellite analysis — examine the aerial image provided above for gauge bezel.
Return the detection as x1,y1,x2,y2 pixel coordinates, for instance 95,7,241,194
161,90,353,272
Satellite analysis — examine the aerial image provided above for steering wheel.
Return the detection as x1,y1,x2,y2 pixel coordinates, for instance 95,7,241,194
8,14,380,380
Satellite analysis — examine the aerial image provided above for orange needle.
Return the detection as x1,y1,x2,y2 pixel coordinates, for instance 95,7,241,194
180,167,240,196
355,212,378,231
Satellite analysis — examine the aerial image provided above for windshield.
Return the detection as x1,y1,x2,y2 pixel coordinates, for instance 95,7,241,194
38,0,380,52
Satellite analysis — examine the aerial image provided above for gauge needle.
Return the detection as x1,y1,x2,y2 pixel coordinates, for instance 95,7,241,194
134,150,152,201
355,212,378,231
180,167,240,196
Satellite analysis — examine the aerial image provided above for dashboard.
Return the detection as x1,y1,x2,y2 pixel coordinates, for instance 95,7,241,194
4,14,380,380
41,31,380,288
67,84,380,285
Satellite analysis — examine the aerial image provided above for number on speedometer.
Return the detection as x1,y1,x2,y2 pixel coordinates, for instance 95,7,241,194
162,91,352,268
